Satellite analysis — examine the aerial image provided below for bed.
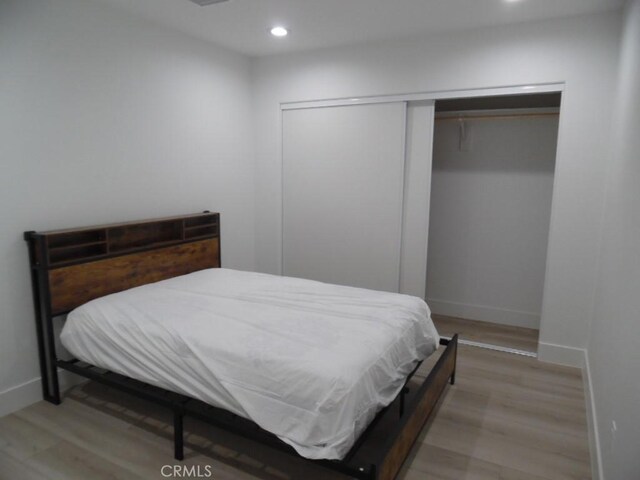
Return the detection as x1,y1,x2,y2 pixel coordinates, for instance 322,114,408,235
24,212,457,480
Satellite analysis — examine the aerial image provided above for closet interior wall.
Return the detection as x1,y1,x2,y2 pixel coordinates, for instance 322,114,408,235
426,102,560,331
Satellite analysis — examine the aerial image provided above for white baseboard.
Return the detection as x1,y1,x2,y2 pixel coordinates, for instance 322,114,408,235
0,370,85,418
427,298,540,329
582,350,604,480
536,342,584,367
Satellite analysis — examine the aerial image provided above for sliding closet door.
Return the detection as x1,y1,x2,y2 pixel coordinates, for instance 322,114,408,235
401,101,435,298
282,102,406,292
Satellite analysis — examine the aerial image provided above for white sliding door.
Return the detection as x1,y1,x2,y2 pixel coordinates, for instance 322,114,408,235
401,101,435,298
282,102,407,292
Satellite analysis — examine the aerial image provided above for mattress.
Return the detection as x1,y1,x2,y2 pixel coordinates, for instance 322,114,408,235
60,268,439,460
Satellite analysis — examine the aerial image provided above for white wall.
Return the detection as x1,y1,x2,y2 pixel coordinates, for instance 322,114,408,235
0,0,255,412
426,114,558,329
252,12,622,365
586,1,640,479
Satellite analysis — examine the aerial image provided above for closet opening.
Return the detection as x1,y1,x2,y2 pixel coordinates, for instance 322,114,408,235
426,92,561,355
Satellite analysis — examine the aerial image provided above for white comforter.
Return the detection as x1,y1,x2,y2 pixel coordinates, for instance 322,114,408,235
60,268,439,459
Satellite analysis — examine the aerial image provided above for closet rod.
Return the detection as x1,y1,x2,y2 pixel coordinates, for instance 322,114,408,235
435,112,559,122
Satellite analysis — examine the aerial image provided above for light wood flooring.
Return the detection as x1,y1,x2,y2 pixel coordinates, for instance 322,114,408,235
432,314,540,353
0,342,590,480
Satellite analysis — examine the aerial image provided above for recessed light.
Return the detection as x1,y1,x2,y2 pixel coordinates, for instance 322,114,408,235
270,26,288,37
522,86,536,90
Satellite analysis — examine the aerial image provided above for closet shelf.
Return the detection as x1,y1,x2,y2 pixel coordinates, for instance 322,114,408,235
48,240,107,252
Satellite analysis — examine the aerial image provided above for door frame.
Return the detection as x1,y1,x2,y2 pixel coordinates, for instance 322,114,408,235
280,83,563,111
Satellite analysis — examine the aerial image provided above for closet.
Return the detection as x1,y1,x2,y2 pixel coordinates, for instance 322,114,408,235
281,92,560,353
426,94,561,352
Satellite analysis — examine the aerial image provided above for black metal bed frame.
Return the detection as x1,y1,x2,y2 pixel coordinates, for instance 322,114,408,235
24,221,458,480
55,338,454,480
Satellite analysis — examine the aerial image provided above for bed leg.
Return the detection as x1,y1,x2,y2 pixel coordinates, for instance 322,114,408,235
26,233,62,405
43,315,61,405
174,410,184,461
47,366,61,405
449,334,458,386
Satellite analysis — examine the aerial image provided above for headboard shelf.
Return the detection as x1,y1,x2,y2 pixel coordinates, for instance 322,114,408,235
49,240,107,251
184,213,218,229
26,212,220,269
107,219,184,252
47,229,107,249
48,243,108,266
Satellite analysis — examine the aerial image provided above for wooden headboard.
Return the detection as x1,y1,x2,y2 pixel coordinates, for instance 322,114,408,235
25,212,220,316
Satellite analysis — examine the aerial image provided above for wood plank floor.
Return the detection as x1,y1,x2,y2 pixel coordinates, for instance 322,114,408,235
0,341,590,480
432,314,540,353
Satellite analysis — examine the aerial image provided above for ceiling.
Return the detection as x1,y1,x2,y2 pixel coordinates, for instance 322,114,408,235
97,0,624,57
